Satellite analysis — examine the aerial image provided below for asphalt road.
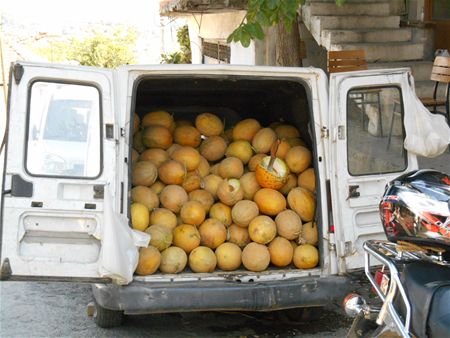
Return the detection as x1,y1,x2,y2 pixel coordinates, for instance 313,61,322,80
0,281,353,338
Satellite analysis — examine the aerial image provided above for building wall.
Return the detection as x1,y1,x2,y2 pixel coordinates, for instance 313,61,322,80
186,11,255,65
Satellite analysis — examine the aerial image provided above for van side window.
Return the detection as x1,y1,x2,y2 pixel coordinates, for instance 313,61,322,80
26,81,101,178
347,86,407,176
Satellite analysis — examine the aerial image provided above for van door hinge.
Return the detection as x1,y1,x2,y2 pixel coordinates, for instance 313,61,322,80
0,258,12,281
13,64,24,84
120,127,126,137
321,127,329,139
337,125,345,140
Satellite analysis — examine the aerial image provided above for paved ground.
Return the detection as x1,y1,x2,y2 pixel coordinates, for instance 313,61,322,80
0,281,353,338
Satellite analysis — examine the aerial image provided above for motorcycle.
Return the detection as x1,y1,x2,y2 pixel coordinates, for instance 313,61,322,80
343,170,450,338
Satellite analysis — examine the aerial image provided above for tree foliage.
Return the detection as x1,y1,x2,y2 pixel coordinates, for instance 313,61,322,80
36,26,137,68
228,0,346,47
161,25,192,64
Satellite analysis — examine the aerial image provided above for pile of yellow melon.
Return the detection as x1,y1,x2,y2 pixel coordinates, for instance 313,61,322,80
131,111,319,276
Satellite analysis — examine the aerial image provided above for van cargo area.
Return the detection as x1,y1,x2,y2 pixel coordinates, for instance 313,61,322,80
132,75,320,279
93,74,354,315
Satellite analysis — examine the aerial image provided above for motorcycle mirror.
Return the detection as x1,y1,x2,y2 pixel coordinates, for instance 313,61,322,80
342,293,367,318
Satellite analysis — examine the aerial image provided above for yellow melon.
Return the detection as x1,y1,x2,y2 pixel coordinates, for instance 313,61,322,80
200,136,228,162
232,118,261,141
293,244,319,269
135,245,161,275
274,124,300,139
253,188,286,216
231,200,259,227
133,113,140,135
203,174,224,199
142,125,173,149
132,161,158,187
131,186,159,210
301,222,319,246
199,218,227,249
218,157,244,179
216,179,244,206
171,146,201,171
248,154,266,172
285,146,312,174
160,247,188,274
215,242,242,271
150,181,166,195
268,237,294,267
228,224,251,248
149,208,178,230
158,160,186,185
145,224,173,251
182,172,202,193
209,202,232,227
279,174,298,196
173,224,201,253
242,242,270,272
189,189,215,213
189,246,217,273
252,128,277,154
160,185,188,213
274,209,302,240
139,148,169,167
174,125,202,147
180,200,206,225
287,187,316,222
141,110,174,131
130,203,150,232
240,172,261,200
225,141,253,164
195,113,224,136
298,168,316,193
248,215,277,244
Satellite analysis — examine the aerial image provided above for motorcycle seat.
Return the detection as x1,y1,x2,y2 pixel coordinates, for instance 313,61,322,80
401,261,450,338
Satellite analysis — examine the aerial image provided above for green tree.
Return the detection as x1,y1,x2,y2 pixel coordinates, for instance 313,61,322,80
228,0,346,47
36,26,137,68
161,25,191,64
227,0,346,66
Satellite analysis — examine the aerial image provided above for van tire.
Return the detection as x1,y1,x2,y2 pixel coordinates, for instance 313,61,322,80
94,301,124,328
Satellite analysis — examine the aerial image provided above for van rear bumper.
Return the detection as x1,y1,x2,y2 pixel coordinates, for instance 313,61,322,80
92,275,356,314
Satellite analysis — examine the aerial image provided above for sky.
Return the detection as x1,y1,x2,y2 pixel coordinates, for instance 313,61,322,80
1,0,186,63
1,0,161,29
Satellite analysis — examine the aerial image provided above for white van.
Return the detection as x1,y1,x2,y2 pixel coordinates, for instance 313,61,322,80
0,62,420,327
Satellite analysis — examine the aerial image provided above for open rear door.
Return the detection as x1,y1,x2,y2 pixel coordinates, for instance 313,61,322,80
329,69,418,271
1,62,116,281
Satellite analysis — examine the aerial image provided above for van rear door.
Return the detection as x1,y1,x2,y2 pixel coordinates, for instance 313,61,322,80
1,62,116,281
329,69,418,271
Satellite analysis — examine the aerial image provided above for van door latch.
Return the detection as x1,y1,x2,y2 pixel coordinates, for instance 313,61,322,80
346,185,360,200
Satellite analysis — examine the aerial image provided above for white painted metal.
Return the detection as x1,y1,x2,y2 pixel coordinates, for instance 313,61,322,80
328,68,419,272
1,62,116,279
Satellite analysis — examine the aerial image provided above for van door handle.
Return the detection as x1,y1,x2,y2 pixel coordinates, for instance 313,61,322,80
346,185,360,200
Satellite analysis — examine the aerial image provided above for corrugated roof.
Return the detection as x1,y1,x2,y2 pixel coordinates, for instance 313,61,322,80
160,0,246,16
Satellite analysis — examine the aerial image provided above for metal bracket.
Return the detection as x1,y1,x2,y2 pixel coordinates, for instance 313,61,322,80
346,185,360,200
93,185,104,199
13,63,24,84
0,258,12,281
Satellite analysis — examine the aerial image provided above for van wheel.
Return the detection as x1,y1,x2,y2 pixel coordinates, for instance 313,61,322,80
94,301,124,328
